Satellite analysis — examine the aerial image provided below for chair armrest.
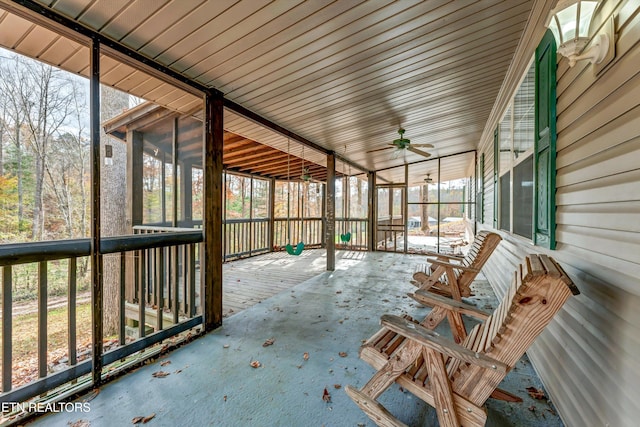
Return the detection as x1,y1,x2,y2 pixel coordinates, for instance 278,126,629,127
423,251,465,261
410,290,490,321
428,259,479,273
380,314,507,374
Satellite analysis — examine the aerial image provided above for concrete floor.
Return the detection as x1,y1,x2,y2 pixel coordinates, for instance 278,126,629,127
32,251,563,427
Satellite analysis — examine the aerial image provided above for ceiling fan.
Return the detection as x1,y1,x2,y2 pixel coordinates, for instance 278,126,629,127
366,128,433,159
410,173,435,186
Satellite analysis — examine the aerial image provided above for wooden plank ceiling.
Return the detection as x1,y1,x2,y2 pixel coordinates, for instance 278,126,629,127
0,0,537,183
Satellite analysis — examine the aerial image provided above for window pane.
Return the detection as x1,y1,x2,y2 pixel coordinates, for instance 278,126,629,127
192,167,203,221
514,62,535,158
499,106,512,176
252,178,269,218
274,181,288,218
335,177,344,218
349,176,368,218
513,155,533,238
143,151,163,224
377,188,389,218
305,182,323,217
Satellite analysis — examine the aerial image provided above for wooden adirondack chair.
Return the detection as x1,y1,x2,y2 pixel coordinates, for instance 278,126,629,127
346,254,579,427
411,230,502,342
412,230,502,299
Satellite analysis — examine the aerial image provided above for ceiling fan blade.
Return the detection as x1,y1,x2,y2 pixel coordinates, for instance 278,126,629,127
411,143,434,148
366,144,395,153
407,146,431,158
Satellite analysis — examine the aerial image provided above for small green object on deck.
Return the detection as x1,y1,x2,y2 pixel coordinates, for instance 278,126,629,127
285,241,305,256
340,232,351,243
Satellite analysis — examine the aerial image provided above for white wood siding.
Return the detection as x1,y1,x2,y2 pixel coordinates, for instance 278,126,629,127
478,1,640,426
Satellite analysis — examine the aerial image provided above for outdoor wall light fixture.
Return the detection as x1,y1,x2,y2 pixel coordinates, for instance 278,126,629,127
546,0,614,68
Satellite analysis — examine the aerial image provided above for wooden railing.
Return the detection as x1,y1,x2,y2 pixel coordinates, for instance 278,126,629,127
0,229,203,407
223,218,270,261
273,218,324,249
336,218,368,250
375,216,405,251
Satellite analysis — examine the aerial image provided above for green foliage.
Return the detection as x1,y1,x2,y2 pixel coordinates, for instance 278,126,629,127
0,175,23,241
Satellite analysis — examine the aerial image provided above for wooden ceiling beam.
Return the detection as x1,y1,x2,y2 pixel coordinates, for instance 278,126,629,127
233,152,289,169
223,138,253,151
224,146,275,162
250,158,306,175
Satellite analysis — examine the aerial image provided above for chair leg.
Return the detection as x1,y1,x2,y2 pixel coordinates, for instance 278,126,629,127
419,304,448,329
446,310,467,344
345,386,408,427
422,347,460,427
361,341,423,399
346,341,423,427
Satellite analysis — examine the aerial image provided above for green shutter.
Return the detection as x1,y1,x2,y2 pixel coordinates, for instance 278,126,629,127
534,30,557,249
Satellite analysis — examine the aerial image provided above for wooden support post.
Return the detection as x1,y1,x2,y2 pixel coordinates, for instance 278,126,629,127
203,90,224,331
172,117,179,227
89,38,104,386
268,177,276,251
368,171,376,252
321,183,326,248
2,266,12,392
326,152,335,271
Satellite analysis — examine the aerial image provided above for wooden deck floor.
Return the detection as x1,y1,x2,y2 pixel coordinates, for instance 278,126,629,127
222,249,345,317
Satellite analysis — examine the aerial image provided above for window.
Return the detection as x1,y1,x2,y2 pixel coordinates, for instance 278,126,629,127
494,30,556,248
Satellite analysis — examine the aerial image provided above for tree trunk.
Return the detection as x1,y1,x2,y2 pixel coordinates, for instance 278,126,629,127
14,119,24,231
420,184,430,234
32,151,44,240
100,86,129,337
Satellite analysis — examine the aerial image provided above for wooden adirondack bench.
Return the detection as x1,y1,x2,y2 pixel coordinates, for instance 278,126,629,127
346,254,579,427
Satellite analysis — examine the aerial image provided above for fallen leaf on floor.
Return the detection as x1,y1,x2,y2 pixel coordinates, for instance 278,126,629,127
152,371,170,378
160,360,171,367
528,405,536,412
69,420,90,427
333,384,342,389
250,360,261,368
223,344,230,348
526,386,547,400
223,395,227,402
322,387,331,402
132,413,156,424
142,413,156,424
303,352,309,361
262,338,275,347
338,352,348,357
174,369,182,374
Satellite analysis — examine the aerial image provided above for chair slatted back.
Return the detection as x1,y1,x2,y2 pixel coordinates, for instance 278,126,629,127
449,254,578,406
455,231,502,289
